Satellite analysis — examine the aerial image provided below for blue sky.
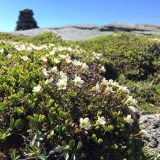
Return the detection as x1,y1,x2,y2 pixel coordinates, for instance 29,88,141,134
0,0,160,31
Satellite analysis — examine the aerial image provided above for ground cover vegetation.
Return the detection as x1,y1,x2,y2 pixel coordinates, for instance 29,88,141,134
0,32,159,159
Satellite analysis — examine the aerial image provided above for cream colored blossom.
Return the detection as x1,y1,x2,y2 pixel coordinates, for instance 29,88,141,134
124,115,133,124
100,66,106,72
93,52,102,59
7,54,12,58
45,77,54,84
32,85,42,93
54,58,60,64
56,77,67,90
108,79,119,88
0,48,4,53
79,118,91,130
103,86,113,94
42,56,48,62
59,54,66,59
72,59,82,66
125,96,138,106
73,76,84,87
65,55,72,63
51,66,58,73
50,49,57,55
92,83,101,93
117,85,130,94
81,63,89,71
96,116,106,125
42,68,49,77
100,78,108,86
59,71,67,79
21,56,29,61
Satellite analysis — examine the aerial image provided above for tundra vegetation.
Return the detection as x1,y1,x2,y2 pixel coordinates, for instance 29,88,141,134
0,32,159,159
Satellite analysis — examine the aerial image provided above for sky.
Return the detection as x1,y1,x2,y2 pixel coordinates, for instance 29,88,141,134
0,0,160,31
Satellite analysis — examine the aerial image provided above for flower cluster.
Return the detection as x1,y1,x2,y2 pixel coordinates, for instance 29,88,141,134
0,39,143,160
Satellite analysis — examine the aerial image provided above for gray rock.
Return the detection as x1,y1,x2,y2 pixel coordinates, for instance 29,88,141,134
150,138,159,148
10,23,160,41
152,120,160,129
140,114,160,154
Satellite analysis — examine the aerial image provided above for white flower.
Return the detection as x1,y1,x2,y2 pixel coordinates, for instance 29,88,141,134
59,54,66,59
73,76,84,87
50,130,54,136
50,49,57,55
81,63,89,71
96,116,106,125
42,56,47,62
26,46,32,51
125,96,138,106
67,47,73,52
117,85,130,94
16,45,26,51
65,55,72,63
100,78,108,86
93,52,102,59
108,79,119,88
56,78,67,90
7,54,12,59
72,59,82,66
0,48,4,53
58,46,65,51
92,83,101,93
54,58,60,64
32,85,42,93
45,77,54,84
59,71,67,79
103,86,113,94
79,118,91,130
124,115,133,124
100,66,106,72
51,66,58,73
21,56,29,61
42,68,49,77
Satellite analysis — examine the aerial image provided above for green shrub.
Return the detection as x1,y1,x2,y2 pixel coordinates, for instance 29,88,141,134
0,32,65,46
30,32,64,45
75,33,160,113
0,40,144,159
118,79,160,113
75,33,160,81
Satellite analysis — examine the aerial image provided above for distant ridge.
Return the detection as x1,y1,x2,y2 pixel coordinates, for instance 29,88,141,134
11,23,160,40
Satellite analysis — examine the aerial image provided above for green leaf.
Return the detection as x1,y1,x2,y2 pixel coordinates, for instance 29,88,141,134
14,119,23,128
27,116,37,129
0,129,5,138
69,139,75,148
0,129,11,140
76,141,83,150
9,117,15,128
37,155,46,160
92,134,97,142
0,103,7,110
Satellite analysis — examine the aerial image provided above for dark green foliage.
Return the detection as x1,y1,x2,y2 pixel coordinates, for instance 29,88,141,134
15,9,39,31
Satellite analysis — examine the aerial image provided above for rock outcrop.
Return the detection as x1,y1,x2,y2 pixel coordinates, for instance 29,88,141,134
140,114,160,154
11,23,160,40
